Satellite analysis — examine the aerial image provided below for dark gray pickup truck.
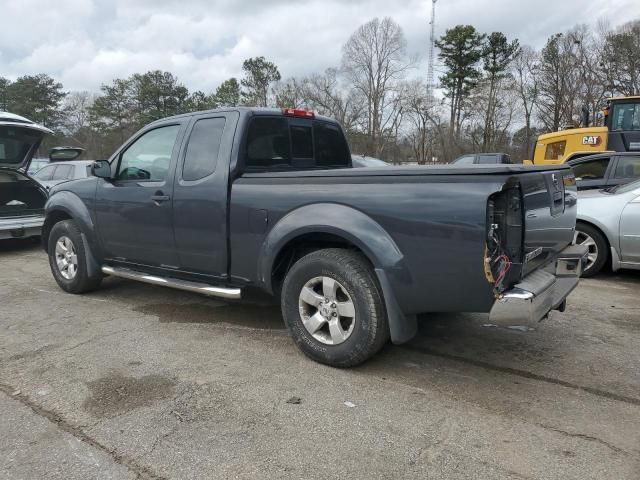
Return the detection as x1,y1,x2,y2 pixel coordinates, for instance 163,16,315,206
42,107,587,366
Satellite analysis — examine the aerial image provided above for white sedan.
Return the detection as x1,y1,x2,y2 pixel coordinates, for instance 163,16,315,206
576,179,640,276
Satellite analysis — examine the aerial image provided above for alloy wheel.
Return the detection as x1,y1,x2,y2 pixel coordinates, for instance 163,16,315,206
55,236,78,280
574,230,598,272
298,276,356,345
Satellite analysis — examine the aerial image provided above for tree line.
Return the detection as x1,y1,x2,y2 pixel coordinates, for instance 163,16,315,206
1,17,638,162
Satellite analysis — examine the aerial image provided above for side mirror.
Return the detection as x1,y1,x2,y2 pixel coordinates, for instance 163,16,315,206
91,160,112,179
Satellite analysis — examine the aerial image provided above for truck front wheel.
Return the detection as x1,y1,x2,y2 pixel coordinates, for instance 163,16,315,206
281,248,389,367
47,220,102,294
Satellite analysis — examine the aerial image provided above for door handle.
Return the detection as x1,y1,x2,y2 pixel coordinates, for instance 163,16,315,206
151,194,170,203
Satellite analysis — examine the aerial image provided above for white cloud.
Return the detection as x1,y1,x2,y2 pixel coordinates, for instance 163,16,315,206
1,0,638,93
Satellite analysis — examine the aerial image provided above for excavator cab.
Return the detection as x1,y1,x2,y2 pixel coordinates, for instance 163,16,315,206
526,96,640,166
605,96,640,153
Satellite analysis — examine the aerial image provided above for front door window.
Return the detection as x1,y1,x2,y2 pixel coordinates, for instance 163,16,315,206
117,125,180,181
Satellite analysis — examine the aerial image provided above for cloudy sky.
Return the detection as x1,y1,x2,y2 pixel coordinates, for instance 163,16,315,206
1,0,638,93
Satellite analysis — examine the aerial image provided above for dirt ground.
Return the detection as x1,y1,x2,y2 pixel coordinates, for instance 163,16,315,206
1,238,639,479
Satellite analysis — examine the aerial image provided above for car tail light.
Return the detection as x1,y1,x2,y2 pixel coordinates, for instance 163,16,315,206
282,108,315,119
485,186,523,293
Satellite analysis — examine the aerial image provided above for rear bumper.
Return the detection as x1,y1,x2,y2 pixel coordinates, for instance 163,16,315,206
0,215,44,239
489,245,588,325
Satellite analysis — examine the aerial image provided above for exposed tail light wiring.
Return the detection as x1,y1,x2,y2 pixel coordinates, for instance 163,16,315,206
486,186,522,295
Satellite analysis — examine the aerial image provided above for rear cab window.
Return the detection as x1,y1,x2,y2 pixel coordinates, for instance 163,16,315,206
182,117,226,181
245,116,350,171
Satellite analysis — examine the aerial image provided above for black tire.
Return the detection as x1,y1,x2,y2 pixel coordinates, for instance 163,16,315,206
575,222,608,278
281,248,389,367
48,220,102,293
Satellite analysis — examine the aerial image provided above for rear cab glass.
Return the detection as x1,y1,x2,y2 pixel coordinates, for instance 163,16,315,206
182,117,226,181
245,116,350,171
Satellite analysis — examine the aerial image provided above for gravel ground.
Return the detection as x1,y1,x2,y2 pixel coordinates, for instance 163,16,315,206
1,238,639,479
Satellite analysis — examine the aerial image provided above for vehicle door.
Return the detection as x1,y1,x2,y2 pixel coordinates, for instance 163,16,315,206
171,111,238,278
620,188,640,263
94,121,186,268
571,156,611,190
609,156,640,189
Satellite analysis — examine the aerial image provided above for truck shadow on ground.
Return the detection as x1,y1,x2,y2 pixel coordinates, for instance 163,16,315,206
0,237,41,255
132,302,286,331
99,276,562,362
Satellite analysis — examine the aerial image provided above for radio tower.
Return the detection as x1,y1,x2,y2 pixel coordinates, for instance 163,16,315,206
426,0,437,106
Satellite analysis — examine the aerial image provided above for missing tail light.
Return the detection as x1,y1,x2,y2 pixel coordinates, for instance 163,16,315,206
485,186,524,294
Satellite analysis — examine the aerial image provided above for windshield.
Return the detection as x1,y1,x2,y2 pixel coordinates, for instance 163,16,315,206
605,178,640,194
0,126,41,167
611,102,640,131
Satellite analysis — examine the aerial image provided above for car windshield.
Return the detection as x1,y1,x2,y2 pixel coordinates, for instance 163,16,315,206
604,178,640,194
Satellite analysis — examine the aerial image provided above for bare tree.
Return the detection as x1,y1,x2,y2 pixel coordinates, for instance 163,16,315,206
600,20,640,96
342,17,411,157
568,25,608,126
301,68,364,134
511,45,539,157
62,91,96,136
404,81,431,164
480,32,519,151
537,33,580,131
273,77,307,109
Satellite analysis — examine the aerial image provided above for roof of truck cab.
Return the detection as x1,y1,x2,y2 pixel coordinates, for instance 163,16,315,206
148,107,336,125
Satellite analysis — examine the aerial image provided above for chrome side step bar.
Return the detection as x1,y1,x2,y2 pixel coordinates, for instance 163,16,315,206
101,265,241,300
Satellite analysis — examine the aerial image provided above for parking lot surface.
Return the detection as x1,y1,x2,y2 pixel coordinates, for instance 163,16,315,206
1,239,639,479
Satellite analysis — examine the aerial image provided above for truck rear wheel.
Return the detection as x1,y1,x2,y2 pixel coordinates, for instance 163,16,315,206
281,248,389,367
48,220,102,294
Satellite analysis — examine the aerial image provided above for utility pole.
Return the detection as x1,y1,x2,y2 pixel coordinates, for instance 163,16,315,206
426,0,437,106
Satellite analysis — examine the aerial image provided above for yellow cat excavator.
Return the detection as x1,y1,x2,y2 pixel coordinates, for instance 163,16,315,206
525,96,640,165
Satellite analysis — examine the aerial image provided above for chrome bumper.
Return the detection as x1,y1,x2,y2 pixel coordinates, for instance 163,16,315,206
489,245,588,325
0,215,44,239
